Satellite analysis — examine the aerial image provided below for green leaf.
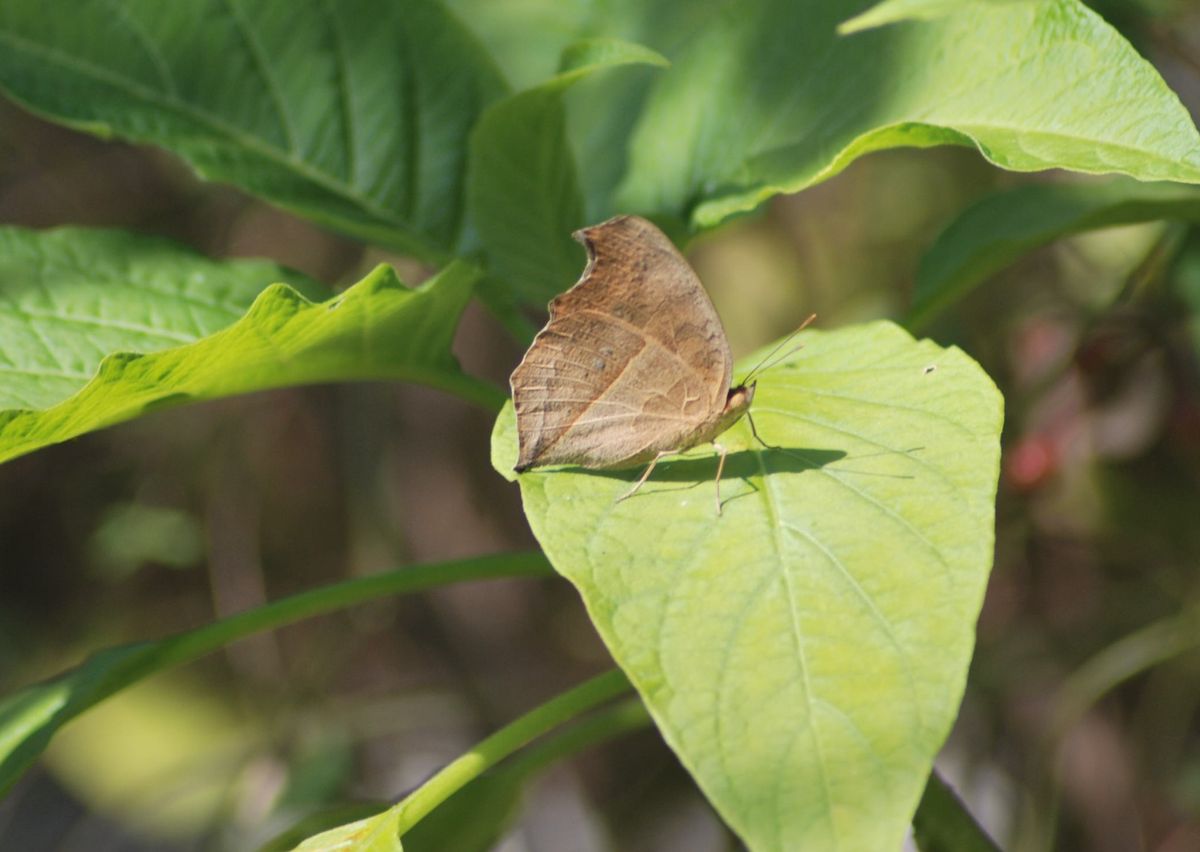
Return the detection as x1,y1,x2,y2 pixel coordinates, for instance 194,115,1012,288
839,0,999,34
292,810,404,852
908,178,1200,330
0,0,506,259
0,227,324,413
491,322,1003,851
0,237,502,464
616,0,1200,229
557,38,669,77
268,779,517,852
260,804,390,852
443,0,583,91
467,38,667,312
0,553,554,796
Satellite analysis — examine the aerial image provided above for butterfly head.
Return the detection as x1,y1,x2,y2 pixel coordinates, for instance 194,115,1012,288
727,382,755,414
711,381,755,439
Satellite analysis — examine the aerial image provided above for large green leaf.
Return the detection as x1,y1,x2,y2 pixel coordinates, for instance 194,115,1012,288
0,554,553,797
0,227,324,413
491,322,1003,851
0,231,500,464
616,0,1200,229
467,38,668,314
908,178,1200,330
0,0,506,259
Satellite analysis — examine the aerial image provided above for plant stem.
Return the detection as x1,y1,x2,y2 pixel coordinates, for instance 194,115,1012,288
394,669,634,831
153,551,553,670
505,696,651,780
0,552,554,795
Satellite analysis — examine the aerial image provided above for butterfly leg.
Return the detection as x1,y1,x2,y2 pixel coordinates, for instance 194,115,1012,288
746,411,774,450
615,449,677,504
746,411,799,458
712,441,728,515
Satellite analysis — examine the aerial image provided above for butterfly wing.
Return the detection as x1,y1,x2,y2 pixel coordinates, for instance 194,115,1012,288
511,215,733,471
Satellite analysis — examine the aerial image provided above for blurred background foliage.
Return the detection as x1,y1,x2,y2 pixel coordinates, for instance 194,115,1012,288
2,0,1200,850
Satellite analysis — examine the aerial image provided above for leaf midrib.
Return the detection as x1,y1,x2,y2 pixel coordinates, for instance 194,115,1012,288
755,447,836,850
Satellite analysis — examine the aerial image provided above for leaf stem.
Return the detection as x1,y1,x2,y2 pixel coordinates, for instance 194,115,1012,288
0,552,554,794
504,696,651,780
152,552,553,669
394,668,634,831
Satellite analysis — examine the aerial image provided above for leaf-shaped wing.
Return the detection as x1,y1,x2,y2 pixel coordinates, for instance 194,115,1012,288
511,216,732,470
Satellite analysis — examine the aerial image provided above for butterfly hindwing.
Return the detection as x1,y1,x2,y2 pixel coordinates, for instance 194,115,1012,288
512,216,734,471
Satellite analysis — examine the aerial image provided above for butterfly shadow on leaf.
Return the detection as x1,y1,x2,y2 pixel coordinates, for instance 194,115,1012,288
579,445,848,511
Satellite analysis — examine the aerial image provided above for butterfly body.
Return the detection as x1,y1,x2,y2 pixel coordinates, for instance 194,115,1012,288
511,215,750,478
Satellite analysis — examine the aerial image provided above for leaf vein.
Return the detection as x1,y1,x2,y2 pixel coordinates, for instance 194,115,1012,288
221,0,298,154
756,451,836,848
0,30,409,229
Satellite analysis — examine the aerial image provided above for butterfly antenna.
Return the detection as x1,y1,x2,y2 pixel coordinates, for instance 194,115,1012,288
740,313,817,385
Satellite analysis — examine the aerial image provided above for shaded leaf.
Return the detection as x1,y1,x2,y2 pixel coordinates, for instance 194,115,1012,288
616,0,1200,229
0,0,506,258
467,38,667,313
912,770,1002,852
492,321,1003,851
908,178,1200,330
444,0,585,91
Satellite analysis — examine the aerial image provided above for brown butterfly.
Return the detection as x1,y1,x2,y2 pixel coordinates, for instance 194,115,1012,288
510,215,761,514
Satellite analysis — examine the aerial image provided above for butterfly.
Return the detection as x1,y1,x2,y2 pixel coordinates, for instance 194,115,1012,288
511,215,805,514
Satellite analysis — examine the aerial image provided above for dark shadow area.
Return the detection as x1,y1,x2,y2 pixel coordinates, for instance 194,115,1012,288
566,446,846,512
576,445,846,485
555,443,927,510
